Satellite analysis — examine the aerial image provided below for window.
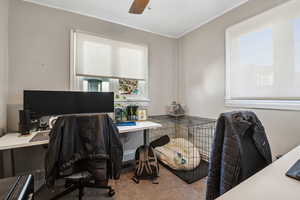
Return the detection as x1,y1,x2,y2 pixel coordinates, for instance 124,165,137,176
81,78,110,92
70,30,149,101
225,0,300,110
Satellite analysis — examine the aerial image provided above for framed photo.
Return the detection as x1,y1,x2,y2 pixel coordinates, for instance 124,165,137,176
137,109,148,121
119,79,139,95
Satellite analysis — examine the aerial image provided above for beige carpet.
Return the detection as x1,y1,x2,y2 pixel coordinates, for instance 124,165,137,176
36,165,207,200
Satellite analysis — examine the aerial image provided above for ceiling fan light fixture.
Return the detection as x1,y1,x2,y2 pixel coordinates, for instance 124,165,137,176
129,0,150,14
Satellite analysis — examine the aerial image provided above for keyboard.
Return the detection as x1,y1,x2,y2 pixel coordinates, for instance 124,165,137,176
29,131,50,143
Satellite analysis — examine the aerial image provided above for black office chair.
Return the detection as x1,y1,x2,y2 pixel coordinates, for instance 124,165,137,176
50,158,115,200
45,114,123,200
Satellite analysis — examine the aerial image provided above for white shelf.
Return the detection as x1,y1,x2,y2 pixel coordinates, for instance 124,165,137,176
115,99,151,103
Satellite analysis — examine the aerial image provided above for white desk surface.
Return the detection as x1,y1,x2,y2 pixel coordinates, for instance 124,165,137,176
0,121,161,151
117,121,161,134
218,145,300,200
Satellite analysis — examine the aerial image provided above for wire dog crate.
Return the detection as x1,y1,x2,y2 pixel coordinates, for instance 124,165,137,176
149,116,216,184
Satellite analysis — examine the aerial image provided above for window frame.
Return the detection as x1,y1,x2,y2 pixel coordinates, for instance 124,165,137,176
70,29,150,102
225,0,300,111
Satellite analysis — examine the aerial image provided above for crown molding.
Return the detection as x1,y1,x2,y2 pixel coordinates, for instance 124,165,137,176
176,0,250,38
23,0,177,39
23,0,250,39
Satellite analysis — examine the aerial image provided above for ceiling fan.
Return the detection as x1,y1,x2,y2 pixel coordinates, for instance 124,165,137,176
129,0,150,14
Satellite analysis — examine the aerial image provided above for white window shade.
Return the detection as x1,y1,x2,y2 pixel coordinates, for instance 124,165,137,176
117,46,147,80
75,31,148,80
76,33,113,77
226,0,300,110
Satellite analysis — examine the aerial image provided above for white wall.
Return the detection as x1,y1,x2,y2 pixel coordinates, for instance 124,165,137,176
178,0,299,157
0,0,9,178
8,0,178,131
0,0,9,133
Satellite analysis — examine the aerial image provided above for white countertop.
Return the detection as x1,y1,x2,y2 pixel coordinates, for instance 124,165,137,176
0,121,161,151
218,145,300,200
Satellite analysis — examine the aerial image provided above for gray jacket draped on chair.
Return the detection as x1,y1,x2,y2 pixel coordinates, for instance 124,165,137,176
206,111,272,200
45,114,123,187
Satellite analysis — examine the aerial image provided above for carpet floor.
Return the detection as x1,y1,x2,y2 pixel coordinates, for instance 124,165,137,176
35,165,207,200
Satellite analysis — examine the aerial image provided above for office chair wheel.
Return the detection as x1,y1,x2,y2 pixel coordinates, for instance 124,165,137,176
108,189,115,197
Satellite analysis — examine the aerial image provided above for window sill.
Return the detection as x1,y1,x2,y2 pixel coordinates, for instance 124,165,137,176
225,99,300,111
115,98,150,103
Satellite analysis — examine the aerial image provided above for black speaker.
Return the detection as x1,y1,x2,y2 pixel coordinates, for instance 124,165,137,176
19,110,31,135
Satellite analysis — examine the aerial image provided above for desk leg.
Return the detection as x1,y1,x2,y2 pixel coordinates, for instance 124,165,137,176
143,129,149,146
11,149,16,176
0,151,3,178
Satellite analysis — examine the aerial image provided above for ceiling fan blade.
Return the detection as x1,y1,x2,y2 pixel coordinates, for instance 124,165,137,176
129,0,150,14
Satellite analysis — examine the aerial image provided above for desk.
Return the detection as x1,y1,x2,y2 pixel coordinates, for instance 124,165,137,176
0,121,161,176
218,145,300,200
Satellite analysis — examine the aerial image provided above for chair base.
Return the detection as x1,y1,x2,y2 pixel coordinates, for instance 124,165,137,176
50,180,115,200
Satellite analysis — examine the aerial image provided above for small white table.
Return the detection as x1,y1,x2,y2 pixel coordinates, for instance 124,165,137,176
0,121,161,176
217,145,300,200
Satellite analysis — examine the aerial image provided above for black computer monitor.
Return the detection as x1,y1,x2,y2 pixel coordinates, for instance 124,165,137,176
23,90,114,117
